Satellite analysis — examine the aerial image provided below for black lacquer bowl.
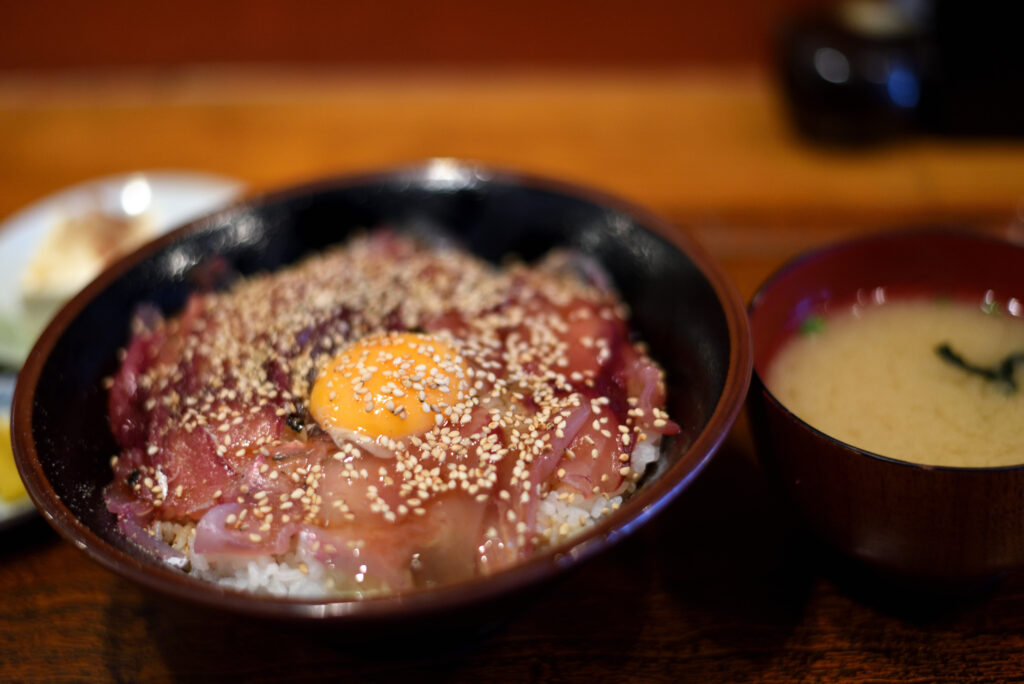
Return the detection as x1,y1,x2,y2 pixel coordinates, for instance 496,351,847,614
12,160,751,624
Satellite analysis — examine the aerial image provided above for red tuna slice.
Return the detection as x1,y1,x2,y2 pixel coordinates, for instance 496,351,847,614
562,301,624,380
317,449,410,525
296,525,416,594
109,327,167,450
194,503,302,556
213,406,287,472
147,428,236,519
467,401,588,563
619,346,680,436
299,491,489,594
556,403,632,496
502,402,593,537
407,493,489,584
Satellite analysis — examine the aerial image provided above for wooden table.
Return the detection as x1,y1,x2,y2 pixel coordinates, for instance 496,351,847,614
4,68,1024,682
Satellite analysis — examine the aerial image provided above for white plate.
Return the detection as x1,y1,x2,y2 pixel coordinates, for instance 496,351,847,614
0,171,244,367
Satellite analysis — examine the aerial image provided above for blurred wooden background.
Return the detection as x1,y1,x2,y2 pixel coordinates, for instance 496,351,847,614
1,0,825,70
3,0,1024,297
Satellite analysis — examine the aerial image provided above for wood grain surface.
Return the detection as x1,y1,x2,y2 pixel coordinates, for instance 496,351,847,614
0,0,824,70
3,69,1024,682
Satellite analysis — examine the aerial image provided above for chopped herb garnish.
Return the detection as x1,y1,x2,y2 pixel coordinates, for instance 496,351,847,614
936,343,1024,394
799,315,826,336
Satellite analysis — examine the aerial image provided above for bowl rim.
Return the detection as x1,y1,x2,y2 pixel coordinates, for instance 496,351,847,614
748,227,1024,475
12,159,752,620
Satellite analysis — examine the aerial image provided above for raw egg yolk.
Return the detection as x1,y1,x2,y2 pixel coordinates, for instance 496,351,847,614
309,332,468,441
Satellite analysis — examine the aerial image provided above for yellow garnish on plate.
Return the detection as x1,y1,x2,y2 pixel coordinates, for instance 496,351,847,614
0,417,27,502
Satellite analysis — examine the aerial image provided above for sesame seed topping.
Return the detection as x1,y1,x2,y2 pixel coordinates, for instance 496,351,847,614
108,232,672,595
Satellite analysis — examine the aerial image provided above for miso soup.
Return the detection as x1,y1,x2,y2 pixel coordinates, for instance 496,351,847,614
767,299,1024,467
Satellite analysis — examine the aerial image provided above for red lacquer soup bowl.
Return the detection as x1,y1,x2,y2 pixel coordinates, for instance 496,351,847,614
748,229,1024,586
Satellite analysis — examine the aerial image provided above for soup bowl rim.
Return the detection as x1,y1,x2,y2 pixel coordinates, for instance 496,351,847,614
748,227,1024,475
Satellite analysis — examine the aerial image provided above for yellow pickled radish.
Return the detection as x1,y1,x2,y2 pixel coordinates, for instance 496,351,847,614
0,418,27,502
